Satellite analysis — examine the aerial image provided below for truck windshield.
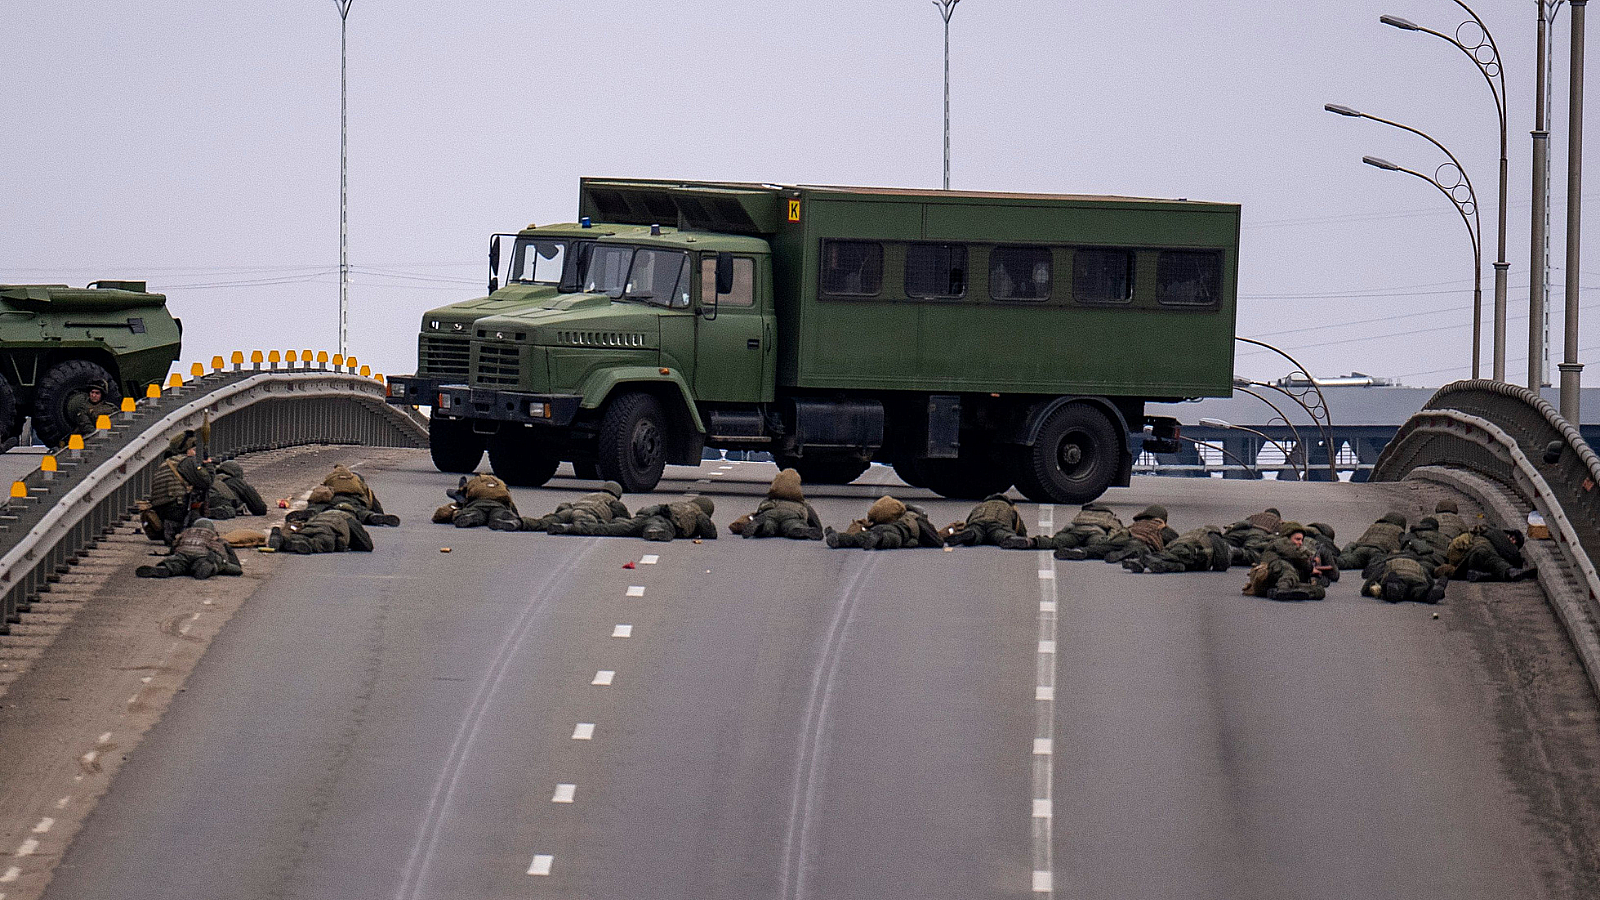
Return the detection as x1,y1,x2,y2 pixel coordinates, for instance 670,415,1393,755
583,246,690,309
509,239,569,285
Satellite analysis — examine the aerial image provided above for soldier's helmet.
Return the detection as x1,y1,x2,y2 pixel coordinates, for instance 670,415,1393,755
1416,516,1439,530
1277,521,1306,538
984,493,1013,504
1264,507,1281,517
1381,576,1412,604
600,481,624,498
191,518,217,532
1435,499,1459,514
1307,522,1336,540
767,468,805,502
1133,505,1167,521
87,379,108,395
689,495,715,514
308,485,335,504
168,429,197,455
1380,512,1407,528
867,495,907,524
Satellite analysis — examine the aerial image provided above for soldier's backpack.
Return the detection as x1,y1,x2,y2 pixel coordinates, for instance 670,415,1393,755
1242,562,1272,597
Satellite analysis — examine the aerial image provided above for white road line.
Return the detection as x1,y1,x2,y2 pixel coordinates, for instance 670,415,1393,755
709,471,726,476
97,732,112,744
640,555,659,565
30,820,52,834
592,670,615,686
626,585,646,597
572,723,595,740
80,751,98,766
0,867,17,883
53,798,69,810
15,840,37,857
526,854,553,876
551,784,576,803
140,676,152,684
612,624,633,638
1033,504,1059,897
178,612,200,635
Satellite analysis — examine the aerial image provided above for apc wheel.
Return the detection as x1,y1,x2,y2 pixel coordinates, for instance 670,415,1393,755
779,453,870,485
1013,403,1121,504
914,457,1013,500
32,359,119,447
597,393,667,493
429,414,485,474
488,429,560,487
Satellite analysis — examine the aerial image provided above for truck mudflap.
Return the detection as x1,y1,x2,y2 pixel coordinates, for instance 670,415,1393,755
384,375,454,407
435,386,581,426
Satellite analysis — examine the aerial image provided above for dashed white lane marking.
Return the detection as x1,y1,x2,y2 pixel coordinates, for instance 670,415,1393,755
15,840,37,857
140,676,152,684
526,854,554,876
709,471,726,476
592,670,615,686
0,867,17,883
625,585,646,597
612,624,633,638
572,723,595,740
1034,504,1059,896
97,732,111,744
30,819,52,834
551,784,576,804
80,751,98,766
697,479,711,484
53,798,69,810
178,612,200,635
640,555,659,565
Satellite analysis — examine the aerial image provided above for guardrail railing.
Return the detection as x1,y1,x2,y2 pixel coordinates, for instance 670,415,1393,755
0,369,427,634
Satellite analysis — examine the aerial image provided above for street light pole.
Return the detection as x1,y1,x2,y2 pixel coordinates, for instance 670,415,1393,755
334,0,353,359
1382,5,1509,381
1326,104,1484,377
1561,0,1587,422
934,0,960,190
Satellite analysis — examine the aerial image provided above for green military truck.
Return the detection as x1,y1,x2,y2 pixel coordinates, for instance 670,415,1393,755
386,179,1240,503
0,281,182,446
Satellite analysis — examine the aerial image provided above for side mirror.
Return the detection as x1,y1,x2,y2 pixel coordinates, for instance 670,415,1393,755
716,252,735,295
488,236,501,293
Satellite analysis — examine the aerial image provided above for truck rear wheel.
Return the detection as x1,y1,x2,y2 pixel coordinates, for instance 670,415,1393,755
779,453,870,485
597,392,667,493
1013,403,1121,504
913,457,1013,500
429,414,485,474
488,429,560,487
32,359,119,447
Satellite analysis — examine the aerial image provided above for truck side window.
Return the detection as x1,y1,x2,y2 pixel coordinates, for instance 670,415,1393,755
701,256,755,307
989,246,1051,301
1072,248,1134,304
819,240,883,297
905,243,967,299
1155,250,1222,307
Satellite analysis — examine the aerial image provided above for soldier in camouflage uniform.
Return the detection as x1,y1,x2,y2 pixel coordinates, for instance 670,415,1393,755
530,481,629,533
269,508,374,554
1087,505,1177,563
1033,503,1123,554
825,496,943,550
1335,512,1407,571
433,474,537,531
318,464,399,526
1432,498,1469,542
136,519,243,579
1361,554,1447,604
142,433,215,545
1436,526,1536,582
65,380,120,438
1242,523,1326,602
1302,523,1341,584
1124,524,1233,573
552,496,718,541
1220,507,1283,566
211,459,268,518
1396,516,1451,573
944,494,1031,549
730,469,824,540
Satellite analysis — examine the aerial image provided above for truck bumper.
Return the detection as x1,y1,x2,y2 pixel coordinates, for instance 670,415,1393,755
383,375,455,407
435,386,581,426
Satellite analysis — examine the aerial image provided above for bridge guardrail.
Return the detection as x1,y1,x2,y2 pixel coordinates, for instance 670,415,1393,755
0,370,427,633
1372,379,1600,696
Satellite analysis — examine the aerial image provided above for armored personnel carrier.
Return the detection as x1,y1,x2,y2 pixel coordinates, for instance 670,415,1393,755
0,281,182,446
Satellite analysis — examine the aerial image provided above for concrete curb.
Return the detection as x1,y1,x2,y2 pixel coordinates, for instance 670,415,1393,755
1408,465,1600,703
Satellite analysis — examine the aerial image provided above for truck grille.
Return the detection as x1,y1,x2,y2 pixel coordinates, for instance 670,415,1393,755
419,335,470,378
474,342,522,387
556,330,647,348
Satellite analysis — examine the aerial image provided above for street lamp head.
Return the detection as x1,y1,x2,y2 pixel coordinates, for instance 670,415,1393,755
1380,14,1421,31
1363,155,1403,171
1199,417,1234,428
1324,103,1363,117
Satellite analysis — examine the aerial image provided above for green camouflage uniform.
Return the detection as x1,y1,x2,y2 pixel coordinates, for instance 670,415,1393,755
1220,508,1282,566
64,383,119,437
1129,525,1232,573
1396,516,1451,573
1302,523,1342,584
1089,506,1177,563
1336,513,1407,571
1244,527,1326,601
434,474,536,531
136,519,243,579
826,496,942,550
555,496,718,541
272,508,374,554
532,482,629,533
945,494,1031,549
1432,499,1468,542
321,464,398,526
1361,554,1444,604
736,469,823,540
1438,528,1532,582
1034,503,1122,553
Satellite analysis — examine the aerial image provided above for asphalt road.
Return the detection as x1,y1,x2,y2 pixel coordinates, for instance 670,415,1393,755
38,455,1600,899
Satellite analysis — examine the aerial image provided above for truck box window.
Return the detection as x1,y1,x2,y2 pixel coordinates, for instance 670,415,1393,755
1156,250,1222,307
905,243,967,299
1072,248,1133,304
820,240,883,297
989,246,1051,301
701,256,756,307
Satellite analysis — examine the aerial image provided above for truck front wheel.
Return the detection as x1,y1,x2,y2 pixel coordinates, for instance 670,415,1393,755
488,429,560,487
597,392,667,493
429,414,485,474
1013,403,1121,504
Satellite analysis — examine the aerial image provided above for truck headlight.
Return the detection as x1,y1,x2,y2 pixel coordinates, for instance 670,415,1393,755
437,393,450,409
528,401,549,418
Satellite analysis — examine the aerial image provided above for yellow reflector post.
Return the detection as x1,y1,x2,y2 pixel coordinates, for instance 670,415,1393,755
95,414,111,431
303,350,314,368
41,456,57,473
211,356,224,371
317,351,329,364
360,365,371,377
251,350,264,363
283,350,296,363
67,434,85,450
144,384,160,399
347,356,358,370
332,354,344,367
10,481,25,498
168,373,183,388
190,362,204,378
121,397,135,412
374,373,385,383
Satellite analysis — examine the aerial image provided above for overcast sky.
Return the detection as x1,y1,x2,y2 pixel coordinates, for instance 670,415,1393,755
3,1,1597,390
